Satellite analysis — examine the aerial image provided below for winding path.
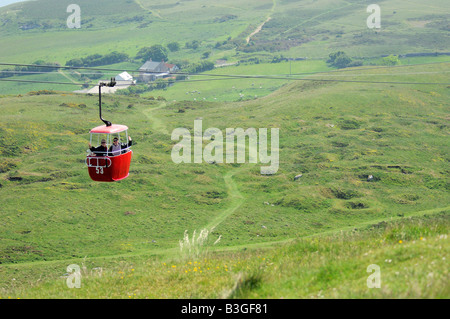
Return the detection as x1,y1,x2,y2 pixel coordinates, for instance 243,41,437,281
204,168,245,231
143,102,246,232
246,17,272,44
134,0,164,19
142,102,169,135
246,0,277,44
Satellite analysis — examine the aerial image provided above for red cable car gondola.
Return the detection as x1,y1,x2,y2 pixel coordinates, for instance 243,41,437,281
85,79,133,182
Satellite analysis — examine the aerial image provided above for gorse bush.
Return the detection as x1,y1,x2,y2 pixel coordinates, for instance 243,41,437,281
339,119,362,130
274,194,331,212
329,187,361,200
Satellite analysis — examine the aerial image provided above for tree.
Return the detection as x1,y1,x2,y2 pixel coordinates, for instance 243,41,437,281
191,40,200,50
102,51,129,65
185,60,214,74
154,78,168,90
202,51,211,59
170,59,190,69
327,51,352,69
271,55,286,63
185,40,201,50
334,55,352,68
167,42,180,52
381,55,399,66
89,71,104,80
66,52,128,68
136,45,169,62
66,58,83,67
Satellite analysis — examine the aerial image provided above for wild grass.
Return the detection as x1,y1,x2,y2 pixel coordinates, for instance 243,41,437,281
1,212,447,298
179,228,222,260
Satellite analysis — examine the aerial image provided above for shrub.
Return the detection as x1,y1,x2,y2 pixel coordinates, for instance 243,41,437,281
339,119,361,130
274,194,331,212
167,42,180,52
0,159,18,173
345,201,369,209
329,187,360,199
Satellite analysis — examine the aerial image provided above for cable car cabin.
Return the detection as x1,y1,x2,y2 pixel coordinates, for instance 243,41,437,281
86,124,132,182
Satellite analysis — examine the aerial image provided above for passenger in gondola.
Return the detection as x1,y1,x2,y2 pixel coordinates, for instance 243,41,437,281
108,136,132,156
89,139,108,156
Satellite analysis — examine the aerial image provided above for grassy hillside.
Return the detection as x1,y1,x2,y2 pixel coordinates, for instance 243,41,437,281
1,210,448,298
0,61,448,298
0,0,448,299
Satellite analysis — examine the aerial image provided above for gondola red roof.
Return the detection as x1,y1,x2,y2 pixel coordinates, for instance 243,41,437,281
89,124,128,134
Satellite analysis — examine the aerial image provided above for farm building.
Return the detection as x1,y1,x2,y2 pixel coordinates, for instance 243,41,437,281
164,63,179,73
115,71,134,81
138,60,169,82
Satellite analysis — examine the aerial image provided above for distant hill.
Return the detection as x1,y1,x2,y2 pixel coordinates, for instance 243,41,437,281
0,0,448,66
0,0,31,8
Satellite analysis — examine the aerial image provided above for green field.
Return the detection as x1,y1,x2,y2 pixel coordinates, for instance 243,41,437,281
0,0,449,299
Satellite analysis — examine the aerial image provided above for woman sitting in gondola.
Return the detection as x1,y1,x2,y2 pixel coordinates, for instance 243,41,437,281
109,136,132,156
